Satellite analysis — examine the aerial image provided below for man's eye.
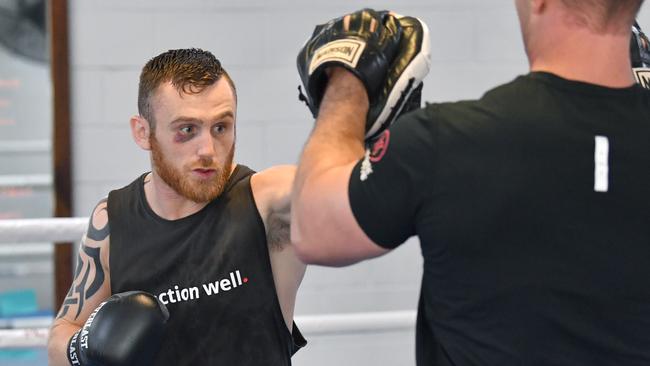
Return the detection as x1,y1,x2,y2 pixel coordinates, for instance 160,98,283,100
180,126,194,134
214,124,226,134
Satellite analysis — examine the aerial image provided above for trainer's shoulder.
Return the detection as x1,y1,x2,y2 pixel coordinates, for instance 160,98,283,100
388,77,531,143
416,98,492,128
438,76,534,122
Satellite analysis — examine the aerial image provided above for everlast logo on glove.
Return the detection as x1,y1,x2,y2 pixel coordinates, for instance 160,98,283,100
79,300,108,349
68,332,81,365
309,39,366,74
66,292,169,366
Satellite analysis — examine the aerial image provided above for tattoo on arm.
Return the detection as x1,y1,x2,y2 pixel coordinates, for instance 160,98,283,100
72,259,91,319
86,198,109,241
83,246,104,300
57,244,106,320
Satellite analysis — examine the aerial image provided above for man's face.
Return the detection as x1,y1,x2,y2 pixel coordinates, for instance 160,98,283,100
148,78,237,203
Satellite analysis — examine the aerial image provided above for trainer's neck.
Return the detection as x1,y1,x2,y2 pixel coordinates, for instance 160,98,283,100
528,26,635,88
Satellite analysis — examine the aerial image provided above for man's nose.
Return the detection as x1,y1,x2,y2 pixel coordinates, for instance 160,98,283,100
196,131,217,158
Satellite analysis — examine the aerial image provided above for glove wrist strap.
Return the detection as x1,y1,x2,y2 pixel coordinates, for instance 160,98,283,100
67,330,82,366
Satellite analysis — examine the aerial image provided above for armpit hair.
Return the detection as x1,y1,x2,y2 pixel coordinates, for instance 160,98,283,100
266,213,290,252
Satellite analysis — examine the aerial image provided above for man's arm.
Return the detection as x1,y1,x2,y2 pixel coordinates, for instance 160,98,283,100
48,199,112,366
251,165,306,331
291,68,390,266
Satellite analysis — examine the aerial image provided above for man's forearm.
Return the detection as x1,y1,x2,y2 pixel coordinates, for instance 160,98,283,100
291,69,372,263
48,321,80,366
295,68,369,191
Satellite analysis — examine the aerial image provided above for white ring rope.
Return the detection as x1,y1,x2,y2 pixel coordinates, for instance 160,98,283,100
0,174,53,188
0,218,417,348
296,310,416,335
0,218,88,243
0,328,50,349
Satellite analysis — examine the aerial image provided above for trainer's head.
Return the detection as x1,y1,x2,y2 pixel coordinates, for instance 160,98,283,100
131,48,237,203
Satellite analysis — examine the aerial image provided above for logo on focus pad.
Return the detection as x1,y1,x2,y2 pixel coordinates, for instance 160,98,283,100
369,130,390,163
309,39,366,75
634,68,650,89
360,130,391,181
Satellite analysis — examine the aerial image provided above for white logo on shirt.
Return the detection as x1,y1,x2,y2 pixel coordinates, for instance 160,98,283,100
157,270,248,305
594,136,609,193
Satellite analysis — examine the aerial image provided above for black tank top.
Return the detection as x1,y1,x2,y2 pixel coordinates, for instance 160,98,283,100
107,165,304,365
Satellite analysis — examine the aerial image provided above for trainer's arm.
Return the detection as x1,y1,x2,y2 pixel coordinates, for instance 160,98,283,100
48,200,112,366
292,68,389,266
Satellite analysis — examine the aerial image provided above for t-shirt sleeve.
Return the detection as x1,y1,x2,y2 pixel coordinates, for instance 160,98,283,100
348,107,436,249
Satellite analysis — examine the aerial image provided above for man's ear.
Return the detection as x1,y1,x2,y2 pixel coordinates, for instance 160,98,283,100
130,115,152,151
531,0,546,14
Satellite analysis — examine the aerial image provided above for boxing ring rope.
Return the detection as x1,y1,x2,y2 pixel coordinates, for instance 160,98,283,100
0,218,417,349
0,218,87,243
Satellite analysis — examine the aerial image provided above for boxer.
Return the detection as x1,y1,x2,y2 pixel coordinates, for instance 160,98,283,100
48,48,306,366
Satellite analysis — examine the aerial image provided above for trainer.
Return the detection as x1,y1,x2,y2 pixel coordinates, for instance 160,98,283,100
292,2,650,366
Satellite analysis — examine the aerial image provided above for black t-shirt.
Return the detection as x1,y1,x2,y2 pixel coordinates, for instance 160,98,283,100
108,165,305,365
349,72,650,365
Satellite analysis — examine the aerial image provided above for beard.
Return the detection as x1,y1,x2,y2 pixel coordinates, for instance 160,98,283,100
150,134,234,203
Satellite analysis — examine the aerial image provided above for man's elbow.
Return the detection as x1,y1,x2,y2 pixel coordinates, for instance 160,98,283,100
293,240,319,264
290,219,318,264
293,240,343,266
290,181,353,266
291,221,333,265
292,228,360,267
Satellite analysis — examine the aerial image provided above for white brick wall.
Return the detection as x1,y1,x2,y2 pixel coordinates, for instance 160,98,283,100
68,1,650,365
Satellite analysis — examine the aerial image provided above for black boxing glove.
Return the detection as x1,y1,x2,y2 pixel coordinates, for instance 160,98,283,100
631,21,650,88
297,8,431,140
67,291,169,366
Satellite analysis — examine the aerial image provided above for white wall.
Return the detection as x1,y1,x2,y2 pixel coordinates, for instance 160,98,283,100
68,1,650,365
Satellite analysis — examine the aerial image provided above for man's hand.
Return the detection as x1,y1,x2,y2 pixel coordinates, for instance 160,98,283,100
67,291,169,366
297,8,431,140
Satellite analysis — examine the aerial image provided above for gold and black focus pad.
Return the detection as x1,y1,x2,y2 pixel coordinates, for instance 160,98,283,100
297,8,431,140
297,9,402,116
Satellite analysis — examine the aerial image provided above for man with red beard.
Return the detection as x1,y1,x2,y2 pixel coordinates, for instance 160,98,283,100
48,48,306,366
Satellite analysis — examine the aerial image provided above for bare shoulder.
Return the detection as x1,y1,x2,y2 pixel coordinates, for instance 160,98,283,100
251,165,296,192
250,165,296,214
88,198,110,242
